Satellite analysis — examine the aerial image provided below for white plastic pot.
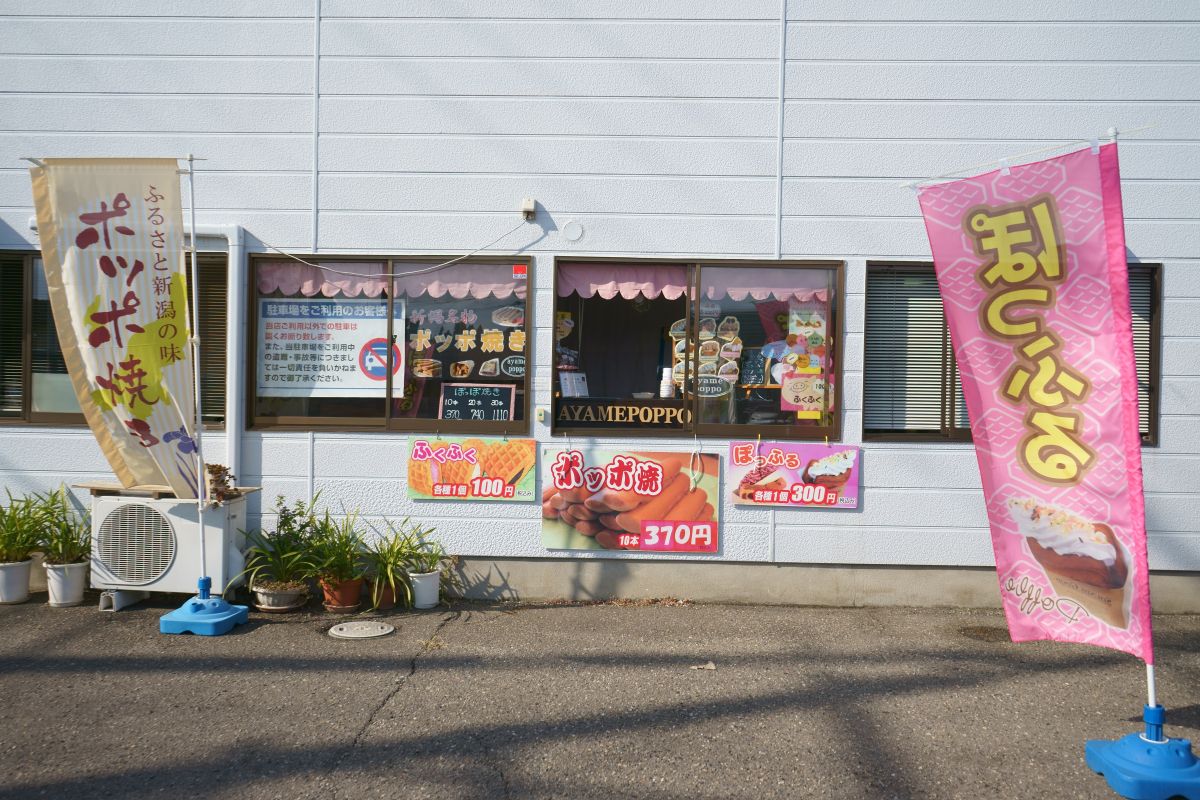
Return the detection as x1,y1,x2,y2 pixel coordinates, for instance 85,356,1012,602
409,571,440,609
44,561,89,607
0,559,33,604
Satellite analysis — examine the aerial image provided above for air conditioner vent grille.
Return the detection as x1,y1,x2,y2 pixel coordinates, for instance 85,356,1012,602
96,503,177,585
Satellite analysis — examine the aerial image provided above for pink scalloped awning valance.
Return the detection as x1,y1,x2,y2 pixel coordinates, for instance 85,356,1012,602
257,261,527,300
701,267,828,303
556,263,828,302
556,263,688,300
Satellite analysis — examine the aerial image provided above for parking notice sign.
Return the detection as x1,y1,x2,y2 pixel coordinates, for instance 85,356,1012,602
258,298,405,397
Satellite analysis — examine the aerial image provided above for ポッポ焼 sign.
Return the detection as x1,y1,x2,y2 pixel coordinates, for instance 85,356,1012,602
30,158,200,498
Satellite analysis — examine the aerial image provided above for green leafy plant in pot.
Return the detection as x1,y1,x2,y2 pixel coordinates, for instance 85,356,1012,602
364,520,418,611
227,495,320,612
405,526,445,610
0,491,44,604
310,510,366,613
36,487,90,607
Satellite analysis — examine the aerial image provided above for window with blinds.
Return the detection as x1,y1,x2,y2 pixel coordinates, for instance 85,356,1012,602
863,263,1158,444
0,249,228,426
0,253,24,417
186,252,228,425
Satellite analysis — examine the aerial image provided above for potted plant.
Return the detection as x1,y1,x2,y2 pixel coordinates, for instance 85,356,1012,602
37,487,90,607
0,491,43,604
364,520,418,611
310,510,365,613
227,495,319,612
406,527,444,610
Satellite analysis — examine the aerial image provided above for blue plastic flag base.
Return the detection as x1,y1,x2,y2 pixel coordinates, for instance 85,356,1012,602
1086,705,1200,800
159,577,249,636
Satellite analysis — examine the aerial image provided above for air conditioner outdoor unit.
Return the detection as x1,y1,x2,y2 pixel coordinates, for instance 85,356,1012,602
90,494,248,595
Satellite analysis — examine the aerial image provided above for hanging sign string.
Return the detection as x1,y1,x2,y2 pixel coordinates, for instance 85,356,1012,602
254,221,531,280
901,124,1156,191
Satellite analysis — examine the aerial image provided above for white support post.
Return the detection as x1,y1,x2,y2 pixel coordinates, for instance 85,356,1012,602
186,154,209,585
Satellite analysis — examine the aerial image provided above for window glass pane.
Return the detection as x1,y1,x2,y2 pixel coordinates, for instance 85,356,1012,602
30,259,82,414
0,254,23,416
553,263,690,431
1129,267,1154,437
697,266,836,431
863,268,950,434
254,261,390,422
182,253,228,424
397,262,527,423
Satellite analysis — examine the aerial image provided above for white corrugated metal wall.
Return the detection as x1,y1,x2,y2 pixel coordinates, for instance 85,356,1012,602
0,1,1196,575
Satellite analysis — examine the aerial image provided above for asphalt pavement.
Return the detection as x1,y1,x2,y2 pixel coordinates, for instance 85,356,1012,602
1,593,1198,799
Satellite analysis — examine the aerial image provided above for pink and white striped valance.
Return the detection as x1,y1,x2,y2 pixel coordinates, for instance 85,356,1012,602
257,261,527,300
556,263,828,302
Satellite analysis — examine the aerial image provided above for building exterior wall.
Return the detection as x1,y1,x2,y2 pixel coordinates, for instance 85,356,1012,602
1,2,1197,593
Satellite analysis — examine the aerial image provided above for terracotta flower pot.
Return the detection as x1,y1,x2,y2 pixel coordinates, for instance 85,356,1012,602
371,583,397,610
320,577,363,612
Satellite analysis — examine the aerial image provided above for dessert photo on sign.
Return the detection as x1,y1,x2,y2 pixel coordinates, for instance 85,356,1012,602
1006,497,1132,630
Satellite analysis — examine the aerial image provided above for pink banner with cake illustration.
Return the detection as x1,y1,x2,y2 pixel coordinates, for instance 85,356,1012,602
728,442,859,509
917,143,1152,663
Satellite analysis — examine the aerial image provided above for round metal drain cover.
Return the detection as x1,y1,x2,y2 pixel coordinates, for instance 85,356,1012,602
329,621,394,639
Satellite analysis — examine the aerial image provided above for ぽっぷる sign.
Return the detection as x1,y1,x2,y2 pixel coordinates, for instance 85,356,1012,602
727,441,859,509
917,142,1152,662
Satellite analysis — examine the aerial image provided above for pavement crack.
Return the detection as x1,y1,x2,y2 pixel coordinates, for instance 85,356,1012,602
326,612,459,797
469,728,512,800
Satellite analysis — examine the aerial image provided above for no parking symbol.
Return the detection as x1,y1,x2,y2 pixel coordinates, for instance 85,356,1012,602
358,337,401,381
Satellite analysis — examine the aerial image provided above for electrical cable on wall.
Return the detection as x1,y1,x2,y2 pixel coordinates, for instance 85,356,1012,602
256,220,533,280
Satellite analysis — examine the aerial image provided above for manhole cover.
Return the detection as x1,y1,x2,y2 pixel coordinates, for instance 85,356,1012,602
329,621,395,639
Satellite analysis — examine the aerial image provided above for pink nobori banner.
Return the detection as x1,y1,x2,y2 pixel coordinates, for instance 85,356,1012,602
916,143,1152,663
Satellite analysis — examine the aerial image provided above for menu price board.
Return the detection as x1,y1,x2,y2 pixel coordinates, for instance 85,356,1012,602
728,441,860,509
408,436,536,502
541,448,721,552
439,383,515,421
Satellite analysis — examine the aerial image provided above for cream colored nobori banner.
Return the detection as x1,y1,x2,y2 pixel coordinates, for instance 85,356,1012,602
31,158,200,498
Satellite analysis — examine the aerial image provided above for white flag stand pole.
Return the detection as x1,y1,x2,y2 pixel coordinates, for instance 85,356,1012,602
158,154,248,636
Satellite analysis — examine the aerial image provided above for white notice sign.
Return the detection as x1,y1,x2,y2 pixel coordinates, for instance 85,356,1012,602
257,297,405,397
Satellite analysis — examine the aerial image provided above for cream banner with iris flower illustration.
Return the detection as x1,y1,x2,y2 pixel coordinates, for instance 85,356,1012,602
31,159,201,499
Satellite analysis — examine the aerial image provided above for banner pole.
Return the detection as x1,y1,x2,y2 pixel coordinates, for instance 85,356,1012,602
1146,663,1157,709
159,153,247,635
186,154,208,583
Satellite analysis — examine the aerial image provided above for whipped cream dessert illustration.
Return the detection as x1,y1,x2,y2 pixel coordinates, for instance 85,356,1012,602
801,449,857,490
1006,497,1130,628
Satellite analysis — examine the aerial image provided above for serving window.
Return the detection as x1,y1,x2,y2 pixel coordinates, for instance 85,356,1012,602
552,260,841,439
251,256,529,433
